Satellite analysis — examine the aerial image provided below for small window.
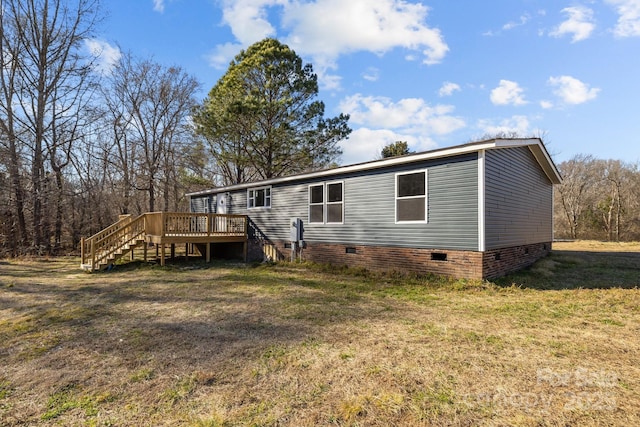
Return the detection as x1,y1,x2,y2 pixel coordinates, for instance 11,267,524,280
326,182,343,223
396,171,427,223
309,184,324,223
248,186,271,209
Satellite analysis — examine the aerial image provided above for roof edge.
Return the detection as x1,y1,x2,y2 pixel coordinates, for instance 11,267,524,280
186,138,561,197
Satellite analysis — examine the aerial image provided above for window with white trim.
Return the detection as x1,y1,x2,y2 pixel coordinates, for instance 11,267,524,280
326,182,343,223
309,184,324,223
309,181,344,224
247,186,271,209
396,171,427,222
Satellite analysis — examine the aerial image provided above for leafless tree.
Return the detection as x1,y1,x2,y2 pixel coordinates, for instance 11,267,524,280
555,154,595,239
0,2,29,248
0,0,100,253
555,155,640,241
101,53,199,212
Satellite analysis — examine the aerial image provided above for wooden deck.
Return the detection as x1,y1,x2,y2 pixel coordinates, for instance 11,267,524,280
80,212,248,271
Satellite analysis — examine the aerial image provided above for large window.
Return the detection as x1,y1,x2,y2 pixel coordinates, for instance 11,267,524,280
309,181,343,224
396,171,427,222
247,186,271,209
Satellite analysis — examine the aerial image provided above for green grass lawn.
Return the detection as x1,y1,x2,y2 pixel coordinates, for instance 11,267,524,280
0,242,638,426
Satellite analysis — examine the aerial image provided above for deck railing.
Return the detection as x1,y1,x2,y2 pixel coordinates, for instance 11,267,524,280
81,212,248,271
144,212,247,237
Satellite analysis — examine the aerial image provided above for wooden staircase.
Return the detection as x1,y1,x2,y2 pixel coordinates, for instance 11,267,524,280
81,214,146,271
80,212,248,271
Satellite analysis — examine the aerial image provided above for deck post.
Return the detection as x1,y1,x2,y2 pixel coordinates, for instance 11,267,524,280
206,243,210,263
244,216,249,262
91,239,96,272
144,242,148,262
161,244,165,266
81,237,85,265
185,243,188,262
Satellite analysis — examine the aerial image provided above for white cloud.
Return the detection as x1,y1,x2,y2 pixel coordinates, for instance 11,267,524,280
153,0,165,13
337,94,465,163
340,94,465,134
548,75,600,105
282,0,448,67
438,81,461,97
339,128,429,164
85,39,121,75
206,42,244,69
490,80,527,106
484,10,545,37
540,100,554,109
606,0,640,37
550,6,595,42
503,14,530,31
212,0,448,89
220,0,285,45
316,70,342,91
362,67,380,82
477,115,531,137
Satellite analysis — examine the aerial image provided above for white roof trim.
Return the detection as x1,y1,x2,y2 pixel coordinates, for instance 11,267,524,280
186,138,561,197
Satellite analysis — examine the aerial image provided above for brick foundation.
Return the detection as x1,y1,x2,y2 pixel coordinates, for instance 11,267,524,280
481,242,551,279
248,239,551,279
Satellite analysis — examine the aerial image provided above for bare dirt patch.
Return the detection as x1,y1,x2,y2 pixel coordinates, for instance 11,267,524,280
0,244,638,426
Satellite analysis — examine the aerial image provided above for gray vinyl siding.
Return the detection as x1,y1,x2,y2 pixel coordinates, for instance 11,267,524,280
190,195,213,213
192,154,479,251
484,147,553,249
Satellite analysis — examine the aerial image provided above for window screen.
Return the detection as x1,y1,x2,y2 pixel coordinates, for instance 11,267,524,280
396,171,426,222
326,182,343,223
309,184,324,223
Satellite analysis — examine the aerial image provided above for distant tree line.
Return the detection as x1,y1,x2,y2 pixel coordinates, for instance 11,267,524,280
0,1,349,256
554,155,640,241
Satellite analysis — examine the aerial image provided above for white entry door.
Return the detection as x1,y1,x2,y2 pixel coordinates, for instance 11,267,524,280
216,194,227,232
216,194,227,214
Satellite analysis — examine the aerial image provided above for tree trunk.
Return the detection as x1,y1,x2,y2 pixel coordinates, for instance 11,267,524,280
7,135,28,246
148,174,155,212
53,169,64,252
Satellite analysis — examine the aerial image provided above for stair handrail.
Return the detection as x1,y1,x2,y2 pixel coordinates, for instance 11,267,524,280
81,214,146,270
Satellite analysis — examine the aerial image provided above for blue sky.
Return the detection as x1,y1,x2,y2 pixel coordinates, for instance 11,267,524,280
92,0,640,166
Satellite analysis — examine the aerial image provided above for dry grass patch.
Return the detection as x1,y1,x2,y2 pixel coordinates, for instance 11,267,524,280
0,244,639,426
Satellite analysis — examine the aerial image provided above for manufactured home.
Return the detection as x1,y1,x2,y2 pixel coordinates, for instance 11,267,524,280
187,138,561,279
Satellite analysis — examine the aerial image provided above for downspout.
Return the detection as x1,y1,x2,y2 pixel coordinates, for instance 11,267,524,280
478,150,486,252
551,186,555,245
